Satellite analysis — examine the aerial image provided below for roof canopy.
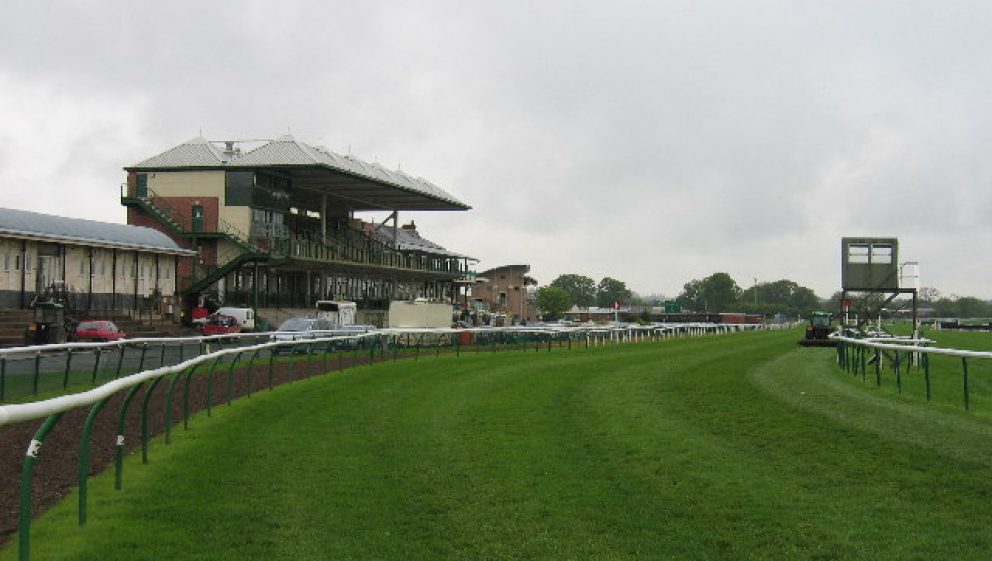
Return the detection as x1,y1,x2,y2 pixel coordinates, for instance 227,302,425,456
369,224,474,260
128,135,470,212
0,207,193,255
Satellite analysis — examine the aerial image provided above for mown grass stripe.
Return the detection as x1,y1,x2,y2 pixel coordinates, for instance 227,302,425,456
5,330,992,560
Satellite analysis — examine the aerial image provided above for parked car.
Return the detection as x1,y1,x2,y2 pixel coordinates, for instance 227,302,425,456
74,320,126,342
269,318,375,353
269,317,334,354
201,314,243,337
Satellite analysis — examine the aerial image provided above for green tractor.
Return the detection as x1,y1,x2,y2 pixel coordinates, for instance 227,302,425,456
799,311,838,347
24,281,77,346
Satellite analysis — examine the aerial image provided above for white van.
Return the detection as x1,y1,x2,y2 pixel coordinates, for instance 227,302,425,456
315,300,357,328
214,307,256,332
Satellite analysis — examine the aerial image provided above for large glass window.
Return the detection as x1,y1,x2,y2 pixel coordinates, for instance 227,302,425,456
847,244,870,264
225,171,254,206
871,243,893,264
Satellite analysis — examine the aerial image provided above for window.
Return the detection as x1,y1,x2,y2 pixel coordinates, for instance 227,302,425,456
13,254,20,271
871,244,893,264
847,244,870,264
3,254,8,272
498,292,507,306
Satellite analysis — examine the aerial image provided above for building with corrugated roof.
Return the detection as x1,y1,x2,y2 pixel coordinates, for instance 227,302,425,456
0,207,193,310
122,135,473,322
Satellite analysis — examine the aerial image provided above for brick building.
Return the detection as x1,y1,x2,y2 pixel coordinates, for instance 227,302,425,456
473,264,537,323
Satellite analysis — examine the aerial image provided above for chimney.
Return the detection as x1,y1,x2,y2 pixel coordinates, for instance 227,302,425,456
223,141,236,161
401,220,417,231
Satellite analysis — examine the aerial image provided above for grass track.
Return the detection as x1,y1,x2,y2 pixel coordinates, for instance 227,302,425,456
5,329,992,560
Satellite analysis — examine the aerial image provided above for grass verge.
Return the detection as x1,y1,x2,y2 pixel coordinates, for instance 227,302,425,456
4,329,992,560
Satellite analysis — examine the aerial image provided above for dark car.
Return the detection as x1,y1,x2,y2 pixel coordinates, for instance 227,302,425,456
75,320,126,342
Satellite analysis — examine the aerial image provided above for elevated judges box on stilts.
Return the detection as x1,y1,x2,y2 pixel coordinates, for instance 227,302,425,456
841,237,899,292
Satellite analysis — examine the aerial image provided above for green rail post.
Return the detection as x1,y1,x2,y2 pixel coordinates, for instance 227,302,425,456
183,363,203,429
179,341,184,363
895,352,902,394
19,413,64,561
138,343,148,372
227,351,242,404
369,336,376,365
287,349,295,382
547,333,552,352
115,382,144,490
62,349,73,390
91,348,102,384
393,335,399,363
268,351,275,390
339,345,345,370
875,349,881,386
456,333,460,357
415,335,421,361
963,357,970,411
206,355,222,416
141,377,165,463
114,344,126,379
32,352,40,396
78,397,111,526
305,344,314,379
159,343,167,368
247,349,260,396
924,352,931,402
166,366,194,444
1,355,5,401
322,343,329,373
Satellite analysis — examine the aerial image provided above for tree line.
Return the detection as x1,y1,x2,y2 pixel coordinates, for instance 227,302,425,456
535,272,823,320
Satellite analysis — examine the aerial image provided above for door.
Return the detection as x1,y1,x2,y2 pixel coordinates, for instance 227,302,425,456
135,174,148,197
191,205,205,232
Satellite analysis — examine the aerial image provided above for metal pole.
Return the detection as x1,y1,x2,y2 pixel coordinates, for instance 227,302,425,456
19,413,64,561
78,397,110,526
227,352,242,404
115,383,144,490
62,350,73,390
141,377,164,463
963,357,970,410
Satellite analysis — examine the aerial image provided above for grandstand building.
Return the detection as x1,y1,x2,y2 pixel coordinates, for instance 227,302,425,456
121,135,473,322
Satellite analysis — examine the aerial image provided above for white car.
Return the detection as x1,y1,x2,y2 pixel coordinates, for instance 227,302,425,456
269,318,375,352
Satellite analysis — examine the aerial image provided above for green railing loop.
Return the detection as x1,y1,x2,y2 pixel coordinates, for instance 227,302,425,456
19,413,64,561
78,397,111,526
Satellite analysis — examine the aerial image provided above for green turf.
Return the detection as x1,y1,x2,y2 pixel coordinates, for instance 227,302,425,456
5,329,992,560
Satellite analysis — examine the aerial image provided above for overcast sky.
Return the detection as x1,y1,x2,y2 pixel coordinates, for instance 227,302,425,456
1,1,990,299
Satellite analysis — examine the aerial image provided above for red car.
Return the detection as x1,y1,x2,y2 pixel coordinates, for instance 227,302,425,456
201,314,242,336
75,320,127,342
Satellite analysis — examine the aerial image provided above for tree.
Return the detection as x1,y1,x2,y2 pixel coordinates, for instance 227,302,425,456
596,277,633,308
699,272,741,313
955,296,988,318
676,279,705,312
918,286,940,304
550,274,596,307
535,286,572,320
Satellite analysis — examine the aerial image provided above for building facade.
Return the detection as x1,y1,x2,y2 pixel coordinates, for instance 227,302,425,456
122,135,473,317
0,207,192,311
473,264,537,323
